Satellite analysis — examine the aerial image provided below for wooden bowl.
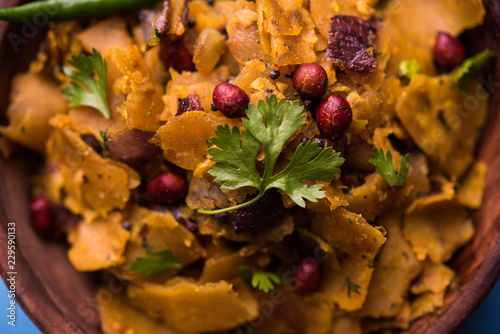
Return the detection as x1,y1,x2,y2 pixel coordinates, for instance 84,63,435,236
0,1,499,333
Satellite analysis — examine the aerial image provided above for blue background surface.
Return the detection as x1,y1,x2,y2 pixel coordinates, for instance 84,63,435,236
0,278,499,333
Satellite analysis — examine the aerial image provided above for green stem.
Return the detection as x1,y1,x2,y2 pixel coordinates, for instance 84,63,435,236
0,0,159,22
197,192,265,215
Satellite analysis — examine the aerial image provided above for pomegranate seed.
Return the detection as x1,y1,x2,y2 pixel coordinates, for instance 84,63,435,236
177,92,203,116
29,196,53,236
433,32,465,70
293,258,320,295
212,83,250,118
316,95,353,139
292,63,328,99
147,171,187,204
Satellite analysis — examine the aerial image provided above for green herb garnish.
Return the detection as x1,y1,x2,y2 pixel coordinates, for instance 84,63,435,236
369,149,410,187
346,277,361,297
398,59,422,79
62,48,110,118
141,238,154,255
198,95,344,215
99,129,109,156
130,249,181,277
450,49,493,95
237,265,282,293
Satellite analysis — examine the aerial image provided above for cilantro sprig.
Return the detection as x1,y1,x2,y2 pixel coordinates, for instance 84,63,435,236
237,265,282,293
198,95,345,215
130,248,181,277
450,49,493,95
62,48,110,118
369,148,410,187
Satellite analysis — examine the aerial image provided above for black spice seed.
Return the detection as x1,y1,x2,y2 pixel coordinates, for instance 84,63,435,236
270,69,280,80
211,103,218,111
122,221,132,231
312,138,325,148
188,18,196,28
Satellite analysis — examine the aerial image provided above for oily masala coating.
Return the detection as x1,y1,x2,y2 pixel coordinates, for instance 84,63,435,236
327,15,378,75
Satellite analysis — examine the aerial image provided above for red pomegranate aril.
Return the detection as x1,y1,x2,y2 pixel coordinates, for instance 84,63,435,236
316,95,353,139
212,83,250,118
148,171,187,204
29,196,53,236
292,63,328,99
293,258,320,295
433,32,465,70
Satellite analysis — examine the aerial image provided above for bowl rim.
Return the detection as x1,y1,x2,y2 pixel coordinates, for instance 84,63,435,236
1,0,500,333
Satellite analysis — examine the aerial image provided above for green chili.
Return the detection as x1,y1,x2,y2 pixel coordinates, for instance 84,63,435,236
0,0,160,23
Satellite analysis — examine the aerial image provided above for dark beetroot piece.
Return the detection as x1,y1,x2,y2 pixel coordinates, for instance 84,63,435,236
293,258,320,295
171,207,199,234
217,190,287,234
212,82,250,118
433,32,465,70
147,171,188,204
54,206,80,233
292,63,328,99
316,95,353,139
139,0,172,50
80,133,103,154
154,0,171,36
107,128,162,169
29,195,53,236
326,15,378,75
177,92,203,116
160,38,195,72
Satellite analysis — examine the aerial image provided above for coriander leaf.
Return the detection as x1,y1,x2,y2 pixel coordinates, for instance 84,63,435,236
198,95,344,215
252,272,281,293
268,141,344,207
237,265,282,293
398,59,422,79
450,49,493,95
130,249,181,276
208,125,261,190
369,148,410,187
243,95,306,182
62,48,110,118
346,277,361,298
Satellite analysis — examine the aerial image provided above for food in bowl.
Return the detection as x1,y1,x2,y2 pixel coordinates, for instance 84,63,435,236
0,0,492,333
